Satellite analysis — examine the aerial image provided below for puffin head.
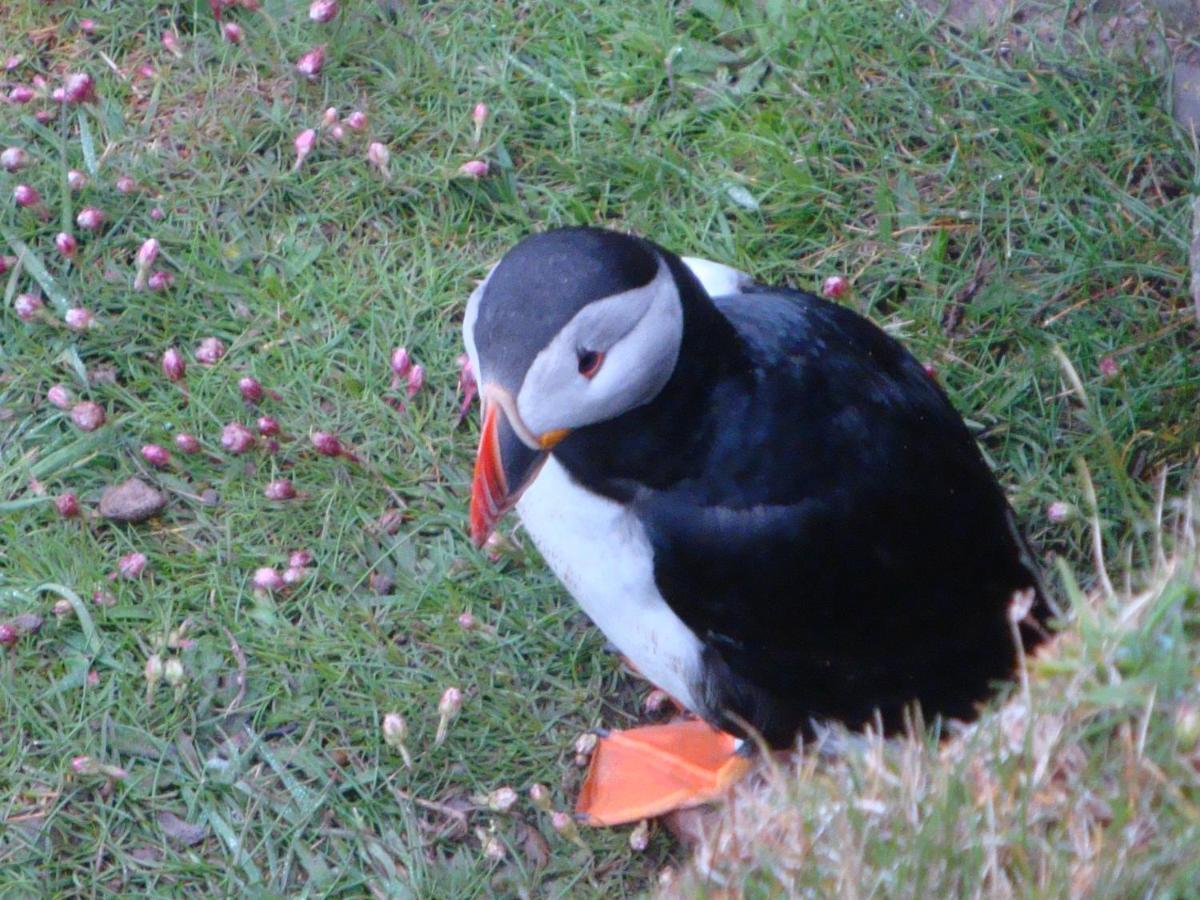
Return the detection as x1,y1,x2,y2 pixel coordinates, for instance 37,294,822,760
463,227,686,546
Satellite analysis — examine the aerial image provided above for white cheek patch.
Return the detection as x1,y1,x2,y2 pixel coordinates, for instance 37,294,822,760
516,260,683,436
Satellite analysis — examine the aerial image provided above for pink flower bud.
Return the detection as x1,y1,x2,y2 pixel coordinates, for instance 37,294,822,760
14,293,43,321
0,623,18,647
293,128,316,172
457,611,477,630
295,45,325,78
1099,355,1119,378
115,175,137,194
256,415,280,436
117,551,147,579
472,102,488,126
53,598,73,617
150,206,165,220
63,72,96,104
367,142,390,179
253,567,284,591
55,232,78,258
162,31,182,57
821,275,849,300
131,238,160,290
70,401,106,431
330,124,345,141
382,712,407,747
221,22,243,43
51,87,67,103
65,307,95,331
405,364,424,399
8,85,35,104
79,19,98,35
13,184,41,207
529,784,552,811
1046,501,1073,523
309,0,339,23
1,146,28,172
551,811,579,841
148,270,174,291
161,347,186,382
389,346,411,379
55,492,80,518
195,336,226,365
67,169,87,191
311,431,342,457
289,549,313,568
456,354,477,424
174,433,201,454
34,109,53,125
282,565,308,586
220,422,255,454
344,110,366,131
238,376,263,403
72,755,99,775
263,479,296,500
457,159,488,179
434,686,462,746
322,106,338,127
47,384,73,409
629,819,650,851
141,444,170,467
76,206,105,230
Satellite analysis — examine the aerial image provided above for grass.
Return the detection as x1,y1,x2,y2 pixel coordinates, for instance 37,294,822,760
0,0,1197,895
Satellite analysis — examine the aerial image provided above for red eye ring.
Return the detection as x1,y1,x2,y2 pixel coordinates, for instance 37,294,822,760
577,349,604,379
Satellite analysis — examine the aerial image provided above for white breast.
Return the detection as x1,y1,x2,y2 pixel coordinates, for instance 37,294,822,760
515,457,704,712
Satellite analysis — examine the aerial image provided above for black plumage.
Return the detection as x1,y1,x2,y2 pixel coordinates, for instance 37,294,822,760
549,240,1051,746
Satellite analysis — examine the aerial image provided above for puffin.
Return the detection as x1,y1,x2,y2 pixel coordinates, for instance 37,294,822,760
463,226,1052,826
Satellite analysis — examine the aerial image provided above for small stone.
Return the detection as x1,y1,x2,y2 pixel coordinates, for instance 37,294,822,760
98,478,167,523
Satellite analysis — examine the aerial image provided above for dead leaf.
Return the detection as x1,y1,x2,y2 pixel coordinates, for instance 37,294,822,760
99,478,167,523
157,810,208,846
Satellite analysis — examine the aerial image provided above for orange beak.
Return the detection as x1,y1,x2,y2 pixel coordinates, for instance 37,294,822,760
469,403,508,547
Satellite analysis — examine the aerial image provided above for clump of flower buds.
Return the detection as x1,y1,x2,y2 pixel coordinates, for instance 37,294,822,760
821,275,849,300
309,0,338,23
296,45,325,78
221,422,255,454
238,375,263,403
141,444,170,467
1,146,28,172
344,110,366,131
289,550,313,568
65,307,95,331
434,686,462,747
282,565,308,586
574,731,598,767
457,159,488,179
117,551,148,579
162,347,186,382
264,479,296,500
55,492,80,518
175,433,201,454
47,384,73,409
253,567,285,591
14,293,43,321
0,613,42,647
382,712,412,767
63,73,96,104
67,169,87,191
195,336,226,365
76,206,105,231
367,141,390,179
293,128,316,172
70,401,106,431
486,786,518,813
221,22,243,43
56,232,78,259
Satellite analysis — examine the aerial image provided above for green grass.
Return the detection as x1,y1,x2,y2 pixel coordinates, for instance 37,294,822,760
1,0,1196,895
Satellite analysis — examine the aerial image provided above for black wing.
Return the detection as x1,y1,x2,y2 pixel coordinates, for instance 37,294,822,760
631,290,1046,743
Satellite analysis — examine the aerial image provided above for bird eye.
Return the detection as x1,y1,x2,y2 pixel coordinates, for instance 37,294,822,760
577,349,604,379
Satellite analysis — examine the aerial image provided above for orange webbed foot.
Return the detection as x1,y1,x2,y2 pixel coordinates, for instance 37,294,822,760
575,719,753,826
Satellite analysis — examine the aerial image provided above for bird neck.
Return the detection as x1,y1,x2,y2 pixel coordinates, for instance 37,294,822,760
551,252,750,499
